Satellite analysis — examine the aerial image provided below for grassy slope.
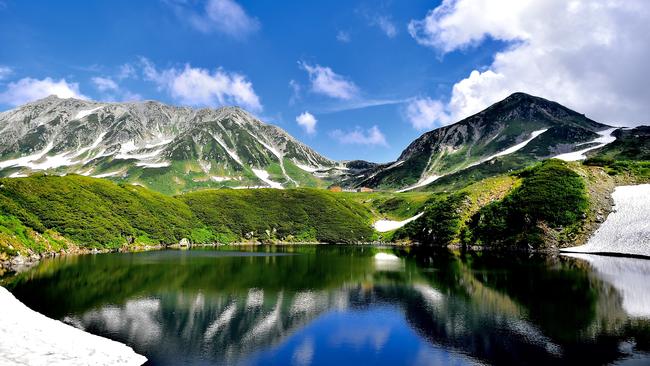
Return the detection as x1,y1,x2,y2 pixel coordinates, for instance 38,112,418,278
0,175,375,259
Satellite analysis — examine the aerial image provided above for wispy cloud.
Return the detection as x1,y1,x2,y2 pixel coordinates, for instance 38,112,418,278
296,111,317,135
299,61,359,100
288,79,301,105
330,125,387,146
91,77,119,92
168,0,259,39
371,15,397,38
336,30,351,43
140,57,262,111
0,66,12,80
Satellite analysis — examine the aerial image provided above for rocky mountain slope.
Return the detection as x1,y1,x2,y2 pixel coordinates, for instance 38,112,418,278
0,96,343,193
344,93,613,191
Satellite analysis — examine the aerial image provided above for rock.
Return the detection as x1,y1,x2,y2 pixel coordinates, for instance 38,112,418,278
178,238,190,247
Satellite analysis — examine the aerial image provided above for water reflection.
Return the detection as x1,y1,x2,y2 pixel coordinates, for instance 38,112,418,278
4,246,650,365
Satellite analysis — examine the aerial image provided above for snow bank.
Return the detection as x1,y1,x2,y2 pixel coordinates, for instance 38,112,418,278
562,184,650,257
554,128,617,161
0,286,146,366
562,253,650,318
373,212,424,232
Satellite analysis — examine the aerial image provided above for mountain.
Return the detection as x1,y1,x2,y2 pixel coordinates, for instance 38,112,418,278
0,96,344,193
344,93,613,191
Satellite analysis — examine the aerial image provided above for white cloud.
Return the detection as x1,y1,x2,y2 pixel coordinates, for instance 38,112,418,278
373,16,397,38
405,97,452,130
288,79,301,105
0,66,12,80
91,77,118,92
173,0,259,38
336,31,351,43
330,125,387,146
296,111,317,135
0,77,86,106
408,0,650,127
299,61,359,100
117,63,137,80
141,58,262,111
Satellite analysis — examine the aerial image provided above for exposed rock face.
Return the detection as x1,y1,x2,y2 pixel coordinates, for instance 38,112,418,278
0,96,339,192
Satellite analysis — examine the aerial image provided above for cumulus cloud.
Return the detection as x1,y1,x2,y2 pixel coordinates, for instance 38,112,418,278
141,58,262,111
405,97,452,130
330,125,387,146
336,31,351,43
0,77,86,106
0,66,12,80
408,0,650,127
299,61,359,100
171,0,259,38
91,76,119,92
296,111,317,135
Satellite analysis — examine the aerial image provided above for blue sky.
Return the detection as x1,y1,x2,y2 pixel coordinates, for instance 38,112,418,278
1,0,648,162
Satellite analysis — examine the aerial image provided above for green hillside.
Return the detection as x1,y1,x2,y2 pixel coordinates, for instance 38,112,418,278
0,175,375,258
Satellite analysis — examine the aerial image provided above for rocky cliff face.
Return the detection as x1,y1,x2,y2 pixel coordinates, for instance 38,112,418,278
0,96,340,193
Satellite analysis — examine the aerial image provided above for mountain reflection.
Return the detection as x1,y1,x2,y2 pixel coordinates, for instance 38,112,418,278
4,246,650,365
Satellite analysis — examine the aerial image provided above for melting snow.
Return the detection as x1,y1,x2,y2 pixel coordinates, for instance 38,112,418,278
396,175,441,193
373,212,424,232
554,128,617,161
562,184,650,257
252,168,284,189
0,287,146,365
93,170,124,178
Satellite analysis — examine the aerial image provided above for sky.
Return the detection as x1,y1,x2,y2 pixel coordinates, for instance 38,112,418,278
0,0,648,163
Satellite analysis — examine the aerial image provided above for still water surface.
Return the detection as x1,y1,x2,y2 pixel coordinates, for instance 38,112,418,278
4,246,650,365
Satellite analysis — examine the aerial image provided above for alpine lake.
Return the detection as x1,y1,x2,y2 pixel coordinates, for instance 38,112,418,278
2,245,650,366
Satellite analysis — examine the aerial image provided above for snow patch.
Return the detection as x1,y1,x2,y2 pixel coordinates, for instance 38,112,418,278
252,168,284,189
396,175,441,193
467,128,549,169
0,141,54,169
135,161,170,168
74,106,104,120
294,163,320,173
0,286,146,365
374,212,424,232
554,128,617,161
562,184,650,257
93,170,125,178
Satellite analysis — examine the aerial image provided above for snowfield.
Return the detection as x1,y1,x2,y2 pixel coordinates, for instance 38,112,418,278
562,184,650,257
374,212,424,232
554,128,617,161
0,287,146,366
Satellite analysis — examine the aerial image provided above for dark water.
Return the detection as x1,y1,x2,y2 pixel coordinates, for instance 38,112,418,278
4,246,650,366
